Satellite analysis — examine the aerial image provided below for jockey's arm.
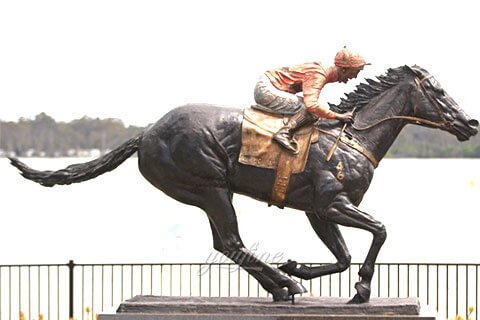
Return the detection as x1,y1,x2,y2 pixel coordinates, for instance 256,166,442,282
303,73,349,121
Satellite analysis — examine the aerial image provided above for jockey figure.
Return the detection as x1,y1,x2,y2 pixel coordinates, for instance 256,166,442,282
254,47,369,153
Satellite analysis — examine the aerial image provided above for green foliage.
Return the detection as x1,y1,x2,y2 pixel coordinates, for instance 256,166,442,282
0,113,144,157
387,126,480,158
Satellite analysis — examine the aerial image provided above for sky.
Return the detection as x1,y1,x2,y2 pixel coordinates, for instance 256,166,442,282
1,0,479,127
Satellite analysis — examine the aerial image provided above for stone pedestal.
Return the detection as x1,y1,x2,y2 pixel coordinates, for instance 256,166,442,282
98,296,437,320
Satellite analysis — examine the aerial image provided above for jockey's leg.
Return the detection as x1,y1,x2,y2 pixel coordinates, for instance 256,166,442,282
273,108,317,154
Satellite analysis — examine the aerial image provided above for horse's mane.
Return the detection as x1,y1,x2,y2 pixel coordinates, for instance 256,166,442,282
330,65,410,113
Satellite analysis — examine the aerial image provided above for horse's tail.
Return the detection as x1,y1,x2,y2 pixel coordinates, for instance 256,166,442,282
9,133,142,187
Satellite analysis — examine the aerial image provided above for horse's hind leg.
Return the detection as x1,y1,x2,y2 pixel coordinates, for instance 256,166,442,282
200,186,306,301
279,212,351,279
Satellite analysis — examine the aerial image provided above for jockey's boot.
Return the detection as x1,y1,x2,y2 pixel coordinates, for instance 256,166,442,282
273,109,317,154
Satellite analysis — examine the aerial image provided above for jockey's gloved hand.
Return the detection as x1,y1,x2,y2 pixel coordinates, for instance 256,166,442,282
335,111,354,123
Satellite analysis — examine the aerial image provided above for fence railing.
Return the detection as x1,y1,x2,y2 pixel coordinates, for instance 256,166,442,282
0,261,478,320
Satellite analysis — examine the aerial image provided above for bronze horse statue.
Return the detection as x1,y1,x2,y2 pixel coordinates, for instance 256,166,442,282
9,65,478,303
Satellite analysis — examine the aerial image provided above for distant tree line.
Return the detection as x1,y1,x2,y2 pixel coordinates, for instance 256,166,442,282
0,113,144,157
387,125,480,158
1,113,479,157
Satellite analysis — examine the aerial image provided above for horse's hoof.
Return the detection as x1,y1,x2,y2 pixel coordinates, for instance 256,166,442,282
348,293,366,304
348,282,370,304
285,280,307,296
278,260,297,276
271,288,289,302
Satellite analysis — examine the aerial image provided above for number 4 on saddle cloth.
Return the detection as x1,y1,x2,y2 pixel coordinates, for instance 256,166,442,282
239,107,319,207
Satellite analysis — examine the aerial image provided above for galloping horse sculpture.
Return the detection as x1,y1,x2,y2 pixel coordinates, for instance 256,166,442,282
9,65,478,303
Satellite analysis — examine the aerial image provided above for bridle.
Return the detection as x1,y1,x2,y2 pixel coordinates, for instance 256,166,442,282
319,72,456,168
352,74,454,131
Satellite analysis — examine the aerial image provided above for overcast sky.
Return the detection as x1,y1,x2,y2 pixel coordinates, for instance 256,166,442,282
1,0,479,126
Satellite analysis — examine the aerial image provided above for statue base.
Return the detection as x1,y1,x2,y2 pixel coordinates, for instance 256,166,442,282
98,296,436,320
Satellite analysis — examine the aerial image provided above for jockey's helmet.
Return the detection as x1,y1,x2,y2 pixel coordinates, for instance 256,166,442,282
334,47,370,69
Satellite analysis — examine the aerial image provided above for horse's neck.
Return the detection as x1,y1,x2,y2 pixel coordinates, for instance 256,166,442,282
352,81,413,161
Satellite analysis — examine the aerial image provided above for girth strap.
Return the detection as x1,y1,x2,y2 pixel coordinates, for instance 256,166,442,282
317,129,379,168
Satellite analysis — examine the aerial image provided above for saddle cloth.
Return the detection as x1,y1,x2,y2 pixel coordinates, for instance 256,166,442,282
239,108,318,205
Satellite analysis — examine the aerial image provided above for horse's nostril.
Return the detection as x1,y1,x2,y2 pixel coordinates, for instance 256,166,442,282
468,119,479,128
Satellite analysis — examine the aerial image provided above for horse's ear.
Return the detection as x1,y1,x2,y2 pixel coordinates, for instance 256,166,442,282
407,65,430,78
405,65,420,77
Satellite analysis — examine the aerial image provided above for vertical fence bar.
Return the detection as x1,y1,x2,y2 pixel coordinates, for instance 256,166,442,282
219,265,222,297
38,266,40,318
111,265,114,308
426,264,430,305
456,264,459,316
320,268,323,297
198,264,201,297
387,264,391,298
180,265,183,296
227,264,230,297
28,266,31,320
436,264,439,314
329,274,332,296
81,266,85,320
131,265,134,298
238,266,240,297
397,264,400,297
151,265,154,296
57,265,60,320
465,265,468,320
446,265,449,318
348,265,351,297
160,265,163,296
407,264,410,297
476,265,478,320
92,266,95,319
377,265,381,297
19,266,21,319
310,264,313,296
0,267,2,320
208,265,211,297
68,260,74,320
141,265,144,296
101,265,104,313
170,265,173,296
417,264,420,298
121,265,124,302
48,266,51,320
189,264,192,297
8,267,11,320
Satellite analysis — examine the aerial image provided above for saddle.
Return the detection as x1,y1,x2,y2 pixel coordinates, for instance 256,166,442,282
239,108,318,206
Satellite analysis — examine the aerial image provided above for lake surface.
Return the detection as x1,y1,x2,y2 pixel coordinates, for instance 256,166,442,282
0,157,479,265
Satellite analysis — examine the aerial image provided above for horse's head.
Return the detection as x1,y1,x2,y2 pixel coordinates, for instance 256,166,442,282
407,65,478,141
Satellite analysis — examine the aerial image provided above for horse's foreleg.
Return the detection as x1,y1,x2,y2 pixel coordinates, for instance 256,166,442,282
319,193,387,303
279,212,351,279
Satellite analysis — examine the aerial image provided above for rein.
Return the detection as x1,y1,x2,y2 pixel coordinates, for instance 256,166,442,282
351,76,452,131
352,115,446,131
321,74,453,167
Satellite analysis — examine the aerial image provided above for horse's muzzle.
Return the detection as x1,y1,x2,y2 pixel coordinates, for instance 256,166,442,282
452,116,478,141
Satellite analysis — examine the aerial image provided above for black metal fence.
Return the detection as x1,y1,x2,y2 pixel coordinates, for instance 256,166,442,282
0,261,478,320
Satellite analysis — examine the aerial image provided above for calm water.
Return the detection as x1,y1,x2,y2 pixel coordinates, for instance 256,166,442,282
0,157,479,265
